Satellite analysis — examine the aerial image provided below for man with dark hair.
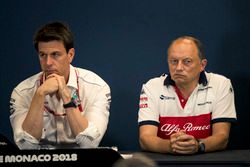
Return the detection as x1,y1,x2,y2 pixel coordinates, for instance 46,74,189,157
10,21,111,149
138,36,237,154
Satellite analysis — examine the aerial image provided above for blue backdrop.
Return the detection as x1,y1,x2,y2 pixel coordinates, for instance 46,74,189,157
1,0,250,151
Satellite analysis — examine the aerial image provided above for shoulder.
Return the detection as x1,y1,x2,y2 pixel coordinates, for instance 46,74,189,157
205,72,233,93
14,72,42,93
143,73,167,88
74,67,109,87
206,72,231,84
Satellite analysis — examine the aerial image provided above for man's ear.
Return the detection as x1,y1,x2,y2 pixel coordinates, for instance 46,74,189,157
68,48,75,63
201,59,207,71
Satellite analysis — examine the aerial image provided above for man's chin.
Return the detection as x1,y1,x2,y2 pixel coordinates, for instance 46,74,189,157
173,79,186,85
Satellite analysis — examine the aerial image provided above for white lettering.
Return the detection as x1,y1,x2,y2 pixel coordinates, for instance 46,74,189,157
161,124,180,135
23,155,32,162
4,154,52,163
43,154,51,162
160,123,210,135
3,154,77,163
15,155,23,162
183,123,210,131
5,155,16,162
31,155,38,162
0,155,3,163
52,154,78,162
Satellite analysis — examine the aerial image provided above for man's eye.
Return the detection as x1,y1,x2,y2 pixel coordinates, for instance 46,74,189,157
183,59,192,65
169,60,178,65
52,52,60,58
39,54,46,59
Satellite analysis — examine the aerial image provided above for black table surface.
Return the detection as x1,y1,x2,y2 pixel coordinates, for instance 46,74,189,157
120,149,250,166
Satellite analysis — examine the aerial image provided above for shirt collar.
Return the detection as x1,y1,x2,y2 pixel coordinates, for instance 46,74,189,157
67,64,78,90
164,70,208,87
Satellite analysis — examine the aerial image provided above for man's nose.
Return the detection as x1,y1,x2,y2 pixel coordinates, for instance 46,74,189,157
176,62,184,70
46,55,53,65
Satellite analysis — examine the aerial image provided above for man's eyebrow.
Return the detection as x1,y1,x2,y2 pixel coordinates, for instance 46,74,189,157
38,51,46,54
51,51,60,54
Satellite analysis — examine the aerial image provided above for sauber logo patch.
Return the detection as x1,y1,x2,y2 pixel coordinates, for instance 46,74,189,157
159,95,175,100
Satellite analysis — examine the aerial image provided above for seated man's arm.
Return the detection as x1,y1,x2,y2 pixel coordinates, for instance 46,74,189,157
10,86,43,149
74,84,111,148
200,122,231,152
139,124,172,153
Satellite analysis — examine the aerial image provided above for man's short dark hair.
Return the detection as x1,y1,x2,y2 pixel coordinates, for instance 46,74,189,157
33,21,74,53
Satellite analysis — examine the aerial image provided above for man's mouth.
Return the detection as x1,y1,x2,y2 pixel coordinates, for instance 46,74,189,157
174,74,185,78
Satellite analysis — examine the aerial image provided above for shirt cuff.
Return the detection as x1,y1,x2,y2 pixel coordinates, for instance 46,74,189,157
75,122,100,148
16,131,40,149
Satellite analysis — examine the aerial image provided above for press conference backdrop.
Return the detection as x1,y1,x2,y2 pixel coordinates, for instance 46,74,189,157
1,0,250,151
